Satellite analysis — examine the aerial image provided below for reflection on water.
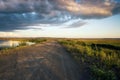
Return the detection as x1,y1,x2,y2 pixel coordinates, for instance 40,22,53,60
0,40,35,49
0,40,19,48
26,42,35,46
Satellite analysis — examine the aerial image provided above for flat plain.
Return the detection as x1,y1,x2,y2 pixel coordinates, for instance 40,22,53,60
0,38,120,80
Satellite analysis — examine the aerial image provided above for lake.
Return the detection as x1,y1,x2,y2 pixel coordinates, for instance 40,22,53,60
0,40,35,50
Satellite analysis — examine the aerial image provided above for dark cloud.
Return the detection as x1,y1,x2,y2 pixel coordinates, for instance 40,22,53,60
0,0,120,31
65,21,87,28
112,3,120,14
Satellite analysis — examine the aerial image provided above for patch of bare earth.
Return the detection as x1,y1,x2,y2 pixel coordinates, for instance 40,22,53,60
0,41,87,80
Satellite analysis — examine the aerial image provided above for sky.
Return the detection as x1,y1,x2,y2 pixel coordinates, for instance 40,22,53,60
0,0,120,38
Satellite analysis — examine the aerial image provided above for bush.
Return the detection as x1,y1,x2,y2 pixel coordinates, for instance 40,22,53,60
90,66,116,80
19,42,27,46
29,39,47,43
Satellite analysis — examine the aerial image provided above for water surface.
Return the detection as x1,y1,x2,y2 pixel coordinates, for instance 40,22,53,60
0,40,35,50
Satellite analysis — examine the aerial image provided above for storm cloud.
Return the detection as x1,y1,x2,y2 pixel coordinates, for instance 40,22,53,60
0,0,120,31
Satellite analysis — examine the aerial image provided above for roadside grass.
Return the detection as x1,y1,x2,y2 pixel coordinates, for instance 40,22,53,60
59,39,120,80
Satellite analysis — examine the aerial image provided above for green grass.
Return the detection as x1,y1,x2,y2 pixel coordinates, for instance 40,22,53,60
28,38,47,43
59,39,120,80
19,41,27,46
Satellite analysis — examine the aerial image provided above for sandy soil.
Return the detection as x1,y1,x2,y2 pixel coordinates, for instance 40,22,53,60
0,41,85,80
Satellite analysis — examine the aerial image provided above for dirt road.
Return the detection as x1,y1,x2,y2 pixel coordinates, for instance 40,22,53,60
0,41,83,80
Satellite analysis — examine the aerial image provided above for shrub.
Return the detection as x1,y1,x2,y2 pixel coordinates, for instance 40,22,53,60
90,66,116,80
19,42,27,46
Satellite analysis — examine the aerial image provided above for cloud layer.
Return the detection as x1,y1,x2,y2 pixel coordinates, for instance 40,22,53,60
0,0,120,31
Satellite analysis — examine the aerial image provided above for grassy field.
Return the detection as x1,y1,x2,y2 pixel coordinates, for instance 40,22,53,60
59,39,120,80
